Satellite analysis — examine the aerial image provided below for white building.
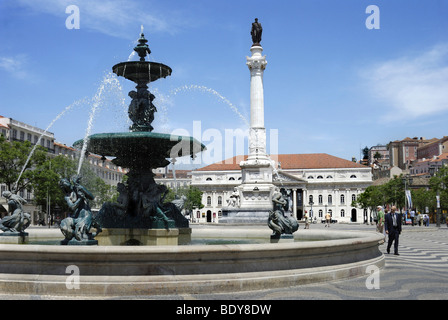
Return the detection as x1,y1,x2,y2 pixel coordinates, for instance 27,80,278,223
191,153,373,223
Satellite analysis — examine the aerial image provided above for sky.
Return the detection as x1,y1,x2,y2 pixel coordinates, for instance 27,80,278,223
1,0,448,169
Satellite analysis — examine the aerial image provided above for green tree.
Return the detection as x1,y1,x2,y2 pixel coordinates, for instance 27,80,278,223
30,155,77,212
164,185,204,213
0,136,47,192
352,185,384,213
411,188,433,214
429,166,448,212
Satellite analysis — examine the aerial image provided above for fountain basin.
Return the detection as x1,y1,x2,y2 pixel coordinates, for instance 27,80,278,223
74,132,205,168
0,229,384,297
112,61,172,83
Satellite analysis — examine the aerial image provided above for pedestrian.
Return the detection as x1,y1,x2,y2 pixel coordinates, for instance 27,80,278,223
376,205,385,234
410,208,415,226
385,205,401,255
423,214,428,227
304,213,310,229
325,212,331,227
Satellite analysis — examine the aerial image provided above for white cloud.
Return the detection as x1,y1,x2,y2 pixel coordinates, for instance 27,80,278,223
15,0,187,38
0,54,33,80
362,43,448,120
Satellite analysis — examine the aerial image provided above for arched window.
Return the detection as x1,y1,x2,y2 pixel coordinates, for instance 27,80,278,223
350,175,357,179
218,196,222,206
206,177,212,181
307,176,314,179
229,177,235,181
317,175,323,179
341,209,345,217
352,194,356,202
328,195,332,204
207,196,211,206
340,194,345,204
309,195,314,203
318,209,323,218
318,195,323,204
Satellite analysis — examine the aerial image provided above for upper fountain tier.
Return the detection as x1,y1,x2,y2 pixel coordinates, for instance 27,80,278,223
112,32,172,84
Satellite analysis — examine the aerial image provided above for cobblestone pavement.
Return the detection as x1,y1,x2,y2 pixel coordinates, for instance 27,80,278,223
152,223,448,300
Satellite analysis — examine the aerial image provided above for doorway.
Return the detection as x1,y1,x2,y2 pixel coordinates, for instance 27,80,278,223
207,210,212,223
351,209,357,222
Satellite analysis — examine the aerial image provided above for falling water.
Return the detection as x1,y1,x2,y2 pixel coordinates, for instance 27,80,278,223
127,51,136,61
170,85,249,127
77,71,124,174
14,98,87,190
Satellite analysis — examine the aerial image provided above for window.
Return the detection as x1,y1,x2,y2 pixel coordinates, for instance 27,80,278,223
350,175,357,179
340,194,345,204
206,177,212,181
328,195,332,204
317,175,323,179
307,176,314,179
352,194,356,202
318,209,323,218
207,196,212,206
326,175,333,179
217,196,222,206
318,195,323,204
229,177,235,181
309,195,313,203
341,209,345,218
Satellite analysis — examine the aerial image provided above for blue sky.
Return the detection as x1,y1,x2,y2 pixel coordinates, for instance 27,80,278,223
1,0,448,168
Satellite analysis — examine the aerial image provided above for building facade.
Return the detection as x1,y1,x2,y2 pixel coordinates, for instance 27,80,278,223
191,153,373,224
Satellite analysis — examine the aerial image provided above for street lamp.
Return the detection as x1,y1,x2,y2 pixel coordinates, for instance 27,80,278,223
309,200,314,219
402,174,413,217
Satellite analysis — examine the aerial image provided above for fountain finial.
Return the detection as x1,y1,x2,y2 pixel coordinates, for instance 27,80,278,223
134,31,151,61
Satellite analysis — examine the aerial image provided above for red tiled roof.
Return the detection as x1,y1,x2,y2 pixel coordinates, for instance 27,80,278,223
195,154,367,171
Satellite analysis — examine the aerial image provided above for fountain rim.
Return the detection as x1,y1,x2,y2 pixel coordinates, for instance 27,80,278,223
0,229,384,253
73,131,206,153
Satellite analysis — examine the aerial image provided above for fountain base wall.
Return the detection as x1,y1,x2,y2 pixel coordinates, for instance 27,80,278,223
0,229,384,297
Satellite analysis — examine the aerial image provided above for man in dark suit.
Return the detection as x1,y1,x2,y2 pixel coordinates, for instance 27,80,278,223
384,206,402,255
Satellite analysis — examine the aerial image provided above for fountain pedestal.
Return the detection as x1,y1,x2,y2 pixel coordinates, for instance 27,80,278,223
96,228,180,246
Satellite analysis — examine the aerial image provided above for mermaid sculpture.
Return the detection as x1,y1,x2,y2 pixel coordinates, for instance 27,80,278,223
59,176,102,244
0,190,31,234
268,187,299,238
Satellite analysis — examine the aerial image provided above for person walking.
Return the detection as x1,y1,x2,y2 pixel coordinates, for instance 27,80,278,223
385,205,402,255
325,212,331,227
304,213,310,229
410,208,415,226
376,206,385,234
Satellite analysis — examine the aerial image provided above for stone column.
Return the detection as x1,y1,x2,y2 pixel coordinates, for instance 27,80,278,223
244,45,269,164
292,188,297,218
